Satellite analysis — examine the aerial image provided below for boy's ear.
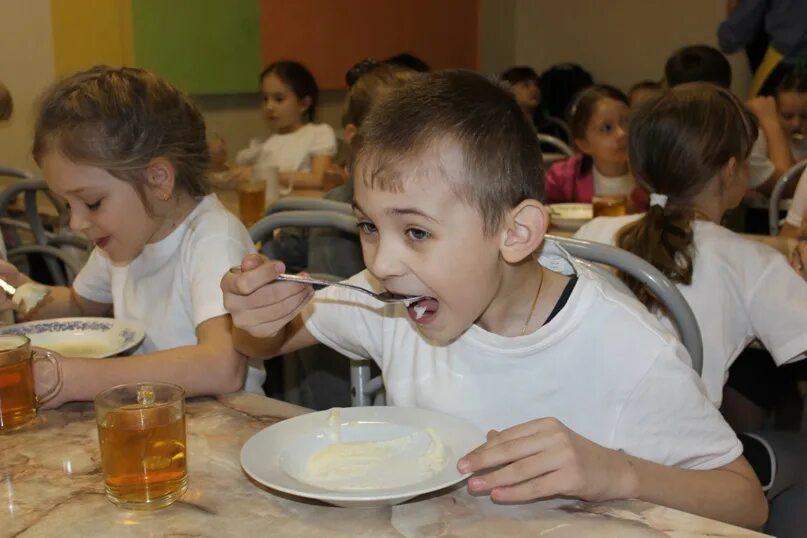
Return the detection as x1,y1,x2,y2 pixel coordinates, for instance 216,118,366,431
499,200,549,264
343,123,358,145
146,157,177,201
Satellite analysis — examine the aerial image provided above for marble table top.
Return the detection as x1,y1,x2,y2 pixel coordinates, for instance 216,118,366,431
1,392,769,537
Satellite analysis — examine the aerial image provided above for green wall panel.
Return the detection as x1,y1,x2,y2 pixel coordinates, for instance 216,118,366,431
132,0,262,94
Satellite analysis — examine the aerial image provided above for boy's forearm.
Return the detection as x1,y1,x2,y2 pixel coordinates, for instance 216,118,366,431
233,325,288,359
626,455,768,530
757,119,795,195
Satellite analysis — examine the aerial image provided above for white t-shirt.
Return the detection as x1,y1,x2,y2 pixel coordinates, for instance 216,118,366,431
592,166,635,198
302,244,742,470
748,131,776,190
792,138,807,162
785,167,807,228
235,123,336,173
575,216,807,406
73,195,265,393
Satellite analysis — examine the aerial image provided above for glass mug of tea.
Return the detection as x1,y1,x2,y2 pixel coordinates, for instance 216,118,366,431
95,382,188,510
0,335,62,432
592,194,628,217
238,176,267,227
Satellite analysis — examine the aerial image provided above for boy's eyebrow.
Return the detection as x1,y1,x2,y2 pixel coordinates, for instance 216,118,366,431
352,201,438,222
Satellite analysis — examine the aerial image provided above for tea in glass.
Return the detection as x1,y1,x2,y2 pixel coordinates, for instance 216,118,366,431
95,382,187,509
592,194,628,217
238,178,266,227
0,335,62,432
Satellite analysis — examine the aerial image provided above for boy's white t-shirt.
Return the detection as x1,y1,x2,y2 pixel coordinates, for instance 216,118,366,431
575,215,807,406
785,167,807,228
72,195,265,392
235,123,337,173
748,131,776,190
302,243,742,470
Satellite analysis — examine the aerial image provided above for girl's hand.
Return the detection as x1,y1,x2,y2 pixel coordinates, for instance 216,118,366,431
221,254,314,338
32,347,66,409
746,96,779,126
0,260,32,312
457,417,637,503
790,240,807,279
226,165,253,183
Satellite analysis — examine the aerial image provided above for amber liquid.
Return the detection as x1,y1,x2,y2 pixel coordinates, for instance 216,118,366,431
0,359,36,431
238,182,266,227
98,404,187,509
592,195,628,217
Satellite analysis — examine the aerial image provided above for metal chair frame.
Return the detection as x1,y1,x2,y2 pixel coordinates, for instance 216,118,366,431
768,159,807,236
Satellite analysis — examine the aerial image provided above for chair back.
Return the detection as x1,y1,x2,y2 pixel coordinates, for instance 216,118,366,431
547,235,703,375
537,133,574,157
265,197,353,217
769,159,807,235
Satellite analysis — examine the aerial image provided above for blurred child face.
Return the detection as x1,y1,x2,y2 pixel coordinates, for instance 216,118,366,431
575,98,629,171
512,79,541,114
353,143,505,344
628,87,662,108
41,151,163,263
777,91,807,141
261,73,310,134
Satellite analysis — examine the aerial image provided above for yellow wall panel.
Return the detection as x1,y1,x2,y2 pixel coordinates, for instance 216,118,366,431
51,0,133,76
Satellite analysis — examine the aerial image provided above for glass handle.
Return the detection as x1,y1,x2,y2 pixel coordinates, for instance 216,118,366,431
32,349,63,406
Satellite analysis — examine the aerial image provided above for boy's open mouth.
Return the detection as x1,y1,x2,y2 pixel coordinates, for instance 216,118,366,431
406,297,440,324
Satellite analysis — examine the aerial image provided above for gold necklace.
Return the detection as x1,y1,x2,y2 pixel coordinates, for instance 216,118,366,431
521,267,545,336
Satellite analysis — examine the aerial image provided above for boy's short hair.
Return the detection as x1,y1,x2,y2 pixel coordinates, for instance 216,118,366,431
665,45,732,88
355,70,544,235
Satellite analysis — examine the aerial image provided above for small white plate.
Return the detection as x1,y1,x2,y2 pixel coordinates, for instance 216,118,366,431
241,406,485,508
549,203,593,231
0,317,145,358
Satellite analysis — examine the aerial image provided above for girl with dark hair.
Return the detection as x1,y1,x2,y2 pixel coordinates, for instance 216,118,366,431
233,60,336,192
544,85,648,211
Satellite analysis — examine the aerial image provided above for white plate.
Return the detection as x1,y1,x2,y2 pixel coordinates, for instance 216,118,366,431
549,203,593,231
241,406,485,508
0,317,145,358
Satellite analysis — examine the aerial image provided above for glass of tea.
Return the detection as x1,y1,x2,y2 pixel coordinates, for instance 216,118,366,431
95,382,187,510
237,176,267,227
592,194,628,217
0,335,62,432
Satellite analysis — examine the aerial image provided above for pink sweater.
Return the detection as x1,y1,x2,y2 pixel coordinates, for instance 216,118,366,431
544,155,648,210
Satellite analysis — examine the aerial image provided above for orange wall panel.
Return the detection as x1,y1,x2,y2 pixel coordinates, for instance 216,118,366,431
260,0,478,89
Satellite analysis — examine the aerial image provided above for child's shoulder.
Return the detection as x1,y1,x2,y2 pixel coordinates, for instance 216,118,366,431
182,195,250,244
546,154,583,179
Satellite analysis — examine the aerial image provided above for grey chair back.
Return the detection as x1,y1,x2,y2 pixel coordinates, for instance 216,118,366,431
537,133,574,157
265,197,353,217
0,178,89,285
768,159,807,235
547,235,703,375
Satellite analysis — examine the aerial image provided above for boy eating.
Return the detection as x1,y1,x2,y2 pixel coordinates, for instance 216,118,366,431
221,70,767,528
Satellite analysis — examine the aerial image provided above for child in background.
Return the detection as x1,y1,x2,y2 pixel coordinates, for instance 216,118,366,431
500,66,568,144
0,66,259,404
222,71,766,529
665,45,794,196
544,85,648,211
627,80,663,108
774,70,807,161
574,83,807,537
233,61,336,191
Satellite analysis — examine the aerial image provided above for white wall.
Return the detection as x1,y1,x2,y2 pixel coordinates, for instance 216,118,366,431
0,0,55,172
513,0,752,97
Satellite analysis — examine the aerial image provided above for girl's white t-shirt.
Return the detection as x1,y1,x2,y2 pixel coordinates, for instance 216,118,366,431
72,195,265,392
302,244,742,470
235,123,337,173
575,216,807,406
592,166,635,198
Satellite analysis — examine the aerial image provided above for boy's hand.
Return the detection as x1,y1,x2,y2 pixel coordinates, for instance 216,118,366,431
221,254,314,338
457,417,637,503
